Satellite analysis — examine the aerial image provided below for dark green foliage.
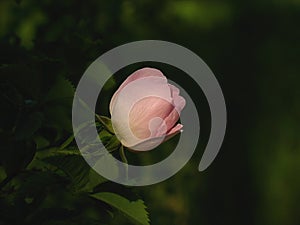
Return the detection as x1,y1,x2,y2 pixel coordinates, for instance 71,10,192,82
0,71,149,224
91,192,150,225
0,2,149,222
0,66,149,224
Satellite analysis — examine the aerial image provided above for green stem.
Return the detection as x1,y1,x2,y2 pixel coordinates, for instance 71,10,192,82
119,145,128,180
95,114,115,135
0,174,16,190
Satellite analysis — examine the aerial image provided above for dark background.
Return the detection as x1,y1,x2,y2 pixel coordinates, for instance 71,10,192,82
1,0,300,225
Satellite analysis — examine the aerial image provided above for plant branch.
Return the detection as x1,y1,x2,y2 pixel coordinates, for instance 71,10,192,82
119,145,128,180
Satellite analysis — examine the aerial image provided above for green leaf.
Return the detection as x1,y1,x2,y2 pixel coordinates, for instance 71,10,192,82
96,115,115,134
42,77,75,134
99,130,120,152
33,147,81,159
84,169,108,193
93,153,119,181
34,135,50,150
14,112,44,141
90,192,150,225
59,135,75,150
0,135,36,176
41,154,90,190
0,166,6,182
43,104,72,133
43,76,75,103
0,81,23,131
29,147,107,192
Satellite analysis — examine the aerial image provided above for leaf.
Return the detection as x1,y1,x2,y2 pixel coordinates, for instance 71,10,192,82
42,154,89,189
58,117,118,151
59,135,75,150
43,104,72,133
42,77,75,134
14,112,44,141
26,148,81,178
0,81,23,130
90,192,150,225
99,129,120,152
17,171,65,198
44,154,107,192
43,76,75,103
92,153,119,181
84,169,108,193
0,166,7,186
96,115,115,134
0,136,36,176
34,135,50,150
29,147,107,192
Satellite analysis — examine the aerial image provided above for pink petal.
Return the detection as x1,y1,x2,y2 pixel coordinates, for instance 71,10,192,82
128,136,165,151
162,123,184,143
167,110,180,131
152,85,185,134
109,67,165,114
128,124,183,152
167,123,183,136
129,96,174,139
169,84,186,113
110,68,186,151
127,84,185,139
111,76,172,148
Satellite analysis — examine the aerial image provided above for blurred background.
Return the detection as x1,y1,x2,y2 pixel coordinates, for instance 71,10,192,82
1,0,300,225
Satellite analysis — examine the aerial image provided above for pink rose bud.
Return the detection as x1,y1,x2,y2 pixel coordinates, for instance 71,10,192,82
110,67,186,151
